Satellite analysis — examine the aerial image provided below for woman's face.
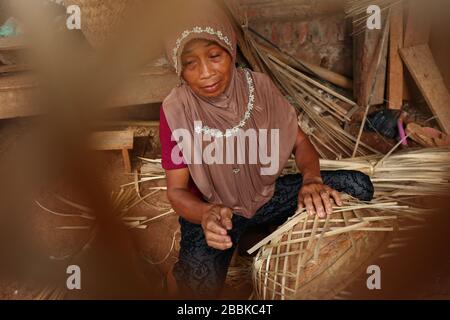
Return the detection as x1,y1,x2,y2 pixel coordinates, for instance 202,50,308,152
181,39,233,98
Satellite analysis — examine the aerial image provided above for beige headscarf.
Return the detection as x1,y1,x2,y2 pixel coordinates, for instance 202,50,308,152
162,0,298,218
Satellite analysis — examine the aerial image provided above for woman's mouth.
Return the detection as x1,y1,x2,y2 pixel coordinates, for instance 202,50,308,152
201,81,221,93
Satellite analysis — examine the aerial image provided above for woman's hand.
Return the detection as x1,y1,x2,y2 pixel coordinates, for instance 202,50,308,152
298,177,343,218
201,205,234,250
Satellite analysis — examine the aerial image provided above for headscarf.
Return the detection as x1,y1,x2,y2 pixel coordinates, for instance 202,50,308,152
162,0,298,218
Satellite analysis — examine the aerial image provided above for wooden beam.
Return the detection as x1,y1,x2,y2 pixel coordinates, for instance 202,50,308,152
0,67,178,119
387,3,404,110
0,73,41,119
0,64,29,74
400,45,450,134
89,130,134,151
0,36,26,51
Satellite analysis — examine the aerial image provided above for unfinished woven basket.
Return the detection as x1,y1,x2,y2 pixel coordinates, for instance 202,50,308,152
64,0,135,48
250,195,399,300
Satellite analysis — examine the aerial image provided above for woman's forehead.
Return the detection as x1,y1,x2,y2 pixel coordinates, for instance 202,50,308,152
181,39,222,55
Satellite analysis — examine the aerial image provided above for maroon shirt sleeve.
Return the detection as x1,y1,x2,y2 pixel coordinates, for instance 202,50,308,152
159,106,187,170
159,107,203,198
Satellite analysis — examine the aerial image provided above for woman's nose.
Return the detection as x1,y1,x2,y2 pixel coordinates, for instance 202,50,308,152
199,60,214,79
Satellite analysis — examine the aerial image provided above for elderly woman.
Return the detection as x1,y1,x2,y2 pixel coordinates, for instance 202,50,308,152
159,1,374,298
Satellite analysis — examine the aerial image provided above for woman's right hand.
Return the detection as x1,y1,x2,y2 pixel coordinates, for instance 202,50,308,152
201,205,234,250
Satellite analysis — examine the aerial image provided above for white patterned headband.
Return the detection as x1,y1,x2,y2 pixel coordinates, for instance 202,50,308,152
172,26,234,75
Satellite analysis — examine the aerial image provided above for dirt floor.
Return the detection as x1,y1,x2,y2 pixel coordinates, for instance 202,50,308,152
0,117,449,300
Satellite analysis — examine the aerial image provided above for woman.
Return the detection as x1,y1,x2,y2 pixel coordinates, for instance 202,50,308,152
159,0,374,299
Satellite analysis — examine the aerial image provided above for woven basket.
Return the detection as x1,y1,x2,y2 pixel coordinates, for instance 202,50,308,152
251,197,398,300
64,0,135,48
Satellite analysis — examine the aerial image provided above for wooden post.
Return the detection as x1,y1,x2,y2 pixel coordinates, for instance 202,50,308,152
387,3,404,110
353,11,389,107
121,148,132,173
400,45,450,134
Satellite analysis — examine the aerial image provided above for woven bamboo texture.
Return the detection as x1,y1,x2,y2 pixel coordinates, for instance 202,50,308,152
251,195,403,300
64,0,134,48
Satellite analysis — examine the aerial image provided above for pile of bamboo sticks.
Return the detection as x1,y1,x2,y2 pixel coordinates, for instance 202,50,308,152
345,0,403,35
283,146,450,198
33,171,176,300
222,3,378,159
137,146,450,201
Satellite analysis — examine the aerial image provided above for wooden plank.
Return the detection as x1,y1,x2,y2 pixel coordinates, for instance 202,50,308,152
107,71,178,108
0,73,41,118
89,130,134,151
400,45,450,134
404,2,431,48
373,29,389,105
387,3,404,110
0,64,29,74
92,120,160,138
0,67,178,119
0,36,26,51
353,11,389,106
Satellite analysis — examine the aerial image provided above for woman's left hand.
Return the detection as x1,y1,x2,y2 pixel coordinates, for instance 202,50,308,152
298,178,343,218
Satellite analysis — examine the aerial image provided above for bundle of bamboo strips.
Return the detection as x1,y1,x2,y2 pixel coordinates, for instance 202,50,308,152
283,146,450,198
266,52,379,159
221,3,378,159
138,146,450,200
345,0,403,35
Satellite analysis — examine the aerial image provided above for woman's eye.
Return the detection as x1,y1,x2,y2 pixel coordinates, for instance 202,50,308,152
210,53,221,59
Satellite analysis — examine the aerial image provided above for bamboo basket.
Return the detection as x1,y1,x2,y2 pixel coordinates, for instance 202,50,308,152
249,195,410,300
